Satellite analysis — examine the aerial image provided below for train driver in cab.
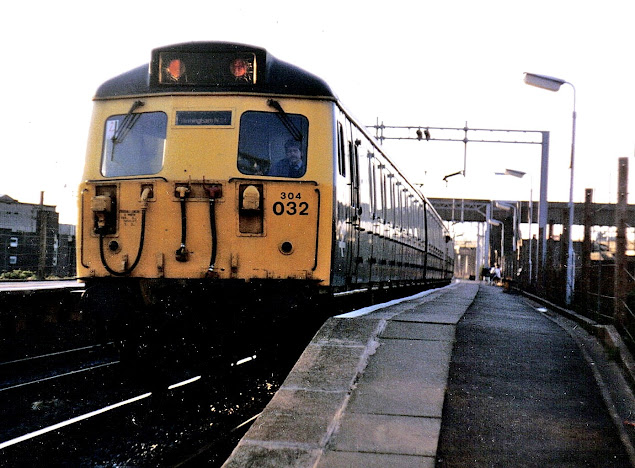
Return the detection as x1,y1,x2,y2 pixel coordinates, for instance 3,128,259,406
270,139,305,178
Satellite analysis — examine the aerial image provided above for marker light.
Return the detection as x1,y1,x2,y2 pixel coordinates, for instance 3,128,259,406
165,59,185,82
154,50,258,86
230,58,248,78
242,185,260,210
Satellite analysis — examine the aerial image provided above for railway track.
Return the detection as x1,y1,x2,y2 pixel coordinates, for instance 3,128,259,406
0,343,119,392
0,338,289,466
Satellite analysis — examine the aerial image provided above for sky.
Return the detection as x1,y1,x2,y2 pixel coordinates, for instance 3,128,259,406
1,0,633,225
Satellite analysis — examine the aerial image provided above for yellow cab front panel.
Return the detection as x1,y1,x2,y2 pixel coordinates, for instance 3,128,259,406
77,95,334,285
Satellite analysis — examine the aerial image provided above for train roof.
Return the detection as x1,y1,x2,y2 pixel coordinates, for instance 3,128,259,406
95,42,337,100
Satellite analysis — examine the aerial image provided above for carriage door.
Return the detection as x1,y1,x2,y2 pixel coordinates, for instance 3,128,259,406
349,134,366,283
344,125,362,283
333,120,357,285
423,200,429,281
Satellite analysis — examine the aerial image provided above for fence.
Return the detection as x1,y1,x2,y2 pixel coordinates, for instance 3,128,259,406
515,232,635,350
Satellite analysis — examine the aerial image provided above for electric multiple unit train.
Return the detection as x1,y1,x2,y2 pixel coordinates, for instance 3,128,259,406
77,42,454,349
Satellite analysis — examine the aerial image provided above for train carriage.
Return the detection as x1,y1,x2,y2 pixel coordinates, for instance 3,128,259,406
77,42,453,350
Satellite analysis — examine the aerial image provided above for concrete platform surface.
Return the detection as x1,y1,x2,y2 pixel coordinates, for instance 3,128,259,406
222,281,477,467
222,282,635,467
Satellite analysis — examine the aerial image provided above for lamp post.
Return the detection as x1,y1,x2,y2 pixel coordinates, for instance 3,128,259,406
495,169,534,284
488,218,504,269
494,201,518,278
494,201,518,251
524,72,576,306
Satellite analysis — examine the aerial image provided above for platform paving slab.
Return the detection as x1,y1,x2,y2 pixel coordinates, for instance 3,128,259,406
311,317,384,346
359,338,454,384
395,303,467,324
347,382,445,419
280,343,369,392
316,450,435,468
325,412,441,456
221,444,321,468
346,337,450,419
380,321,455,341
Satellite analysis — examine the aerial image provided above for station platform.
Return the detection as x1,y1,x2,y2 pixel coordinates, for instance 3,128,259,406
0,280,84,293
223,281,635,467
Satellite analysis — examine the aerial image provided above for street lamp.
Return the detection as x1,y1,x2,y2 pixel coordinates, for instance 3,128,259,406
524,72,577,306
495,169,534,284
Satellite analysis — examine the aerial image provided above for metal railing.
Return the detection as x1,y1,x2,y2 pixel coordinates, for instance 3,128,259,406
515,240,635,349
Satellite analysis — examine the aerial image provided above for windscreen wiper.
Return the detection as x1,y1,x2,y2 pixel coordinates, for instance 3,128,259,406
112,100,145,144
267,99,303,142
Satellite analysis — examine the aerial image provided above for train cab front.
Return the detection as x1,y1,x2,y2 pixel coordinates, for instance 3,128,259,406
77,100,330,289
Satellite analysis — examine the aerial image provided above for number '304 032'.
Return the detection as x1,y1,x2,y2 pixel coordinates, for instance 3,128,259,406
273,193,309,216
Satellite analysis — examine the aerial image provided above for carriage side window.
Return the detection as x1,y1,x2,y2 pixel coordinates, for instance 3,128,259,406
101,112,167,177
380,170,387,223
337,122,346,177
396,182,403,229
389,176,396,226
368,153,376,217
237,111,309,177
349,140,361,210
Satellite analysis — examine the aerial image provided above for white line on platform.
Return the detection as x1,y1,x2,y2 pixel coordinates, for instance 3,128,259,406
0,281,84,292
336,282,458,318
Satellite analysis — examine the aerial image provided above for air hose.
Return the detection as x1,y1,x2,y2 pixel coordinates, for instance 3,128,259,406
204,184,223,276
207,197,218,273
175,186,190,262
99,188,151,276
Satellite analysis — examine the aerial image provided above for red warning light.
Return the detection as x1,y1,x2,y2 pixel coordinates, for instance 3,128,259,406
230,58,248,78
165,59,185,81
155,51,257,86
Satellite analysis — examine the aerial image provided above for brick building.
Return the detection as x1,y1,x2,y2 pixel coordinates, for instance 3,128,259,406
0,194,76,277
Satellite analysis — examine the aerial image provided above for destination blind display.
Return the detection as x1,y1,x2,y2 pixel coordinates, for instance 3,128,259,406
175,111,232,126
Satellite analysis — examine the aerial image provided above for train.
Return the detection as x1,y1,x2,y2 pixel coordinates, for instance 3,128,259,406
77,42,454,356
